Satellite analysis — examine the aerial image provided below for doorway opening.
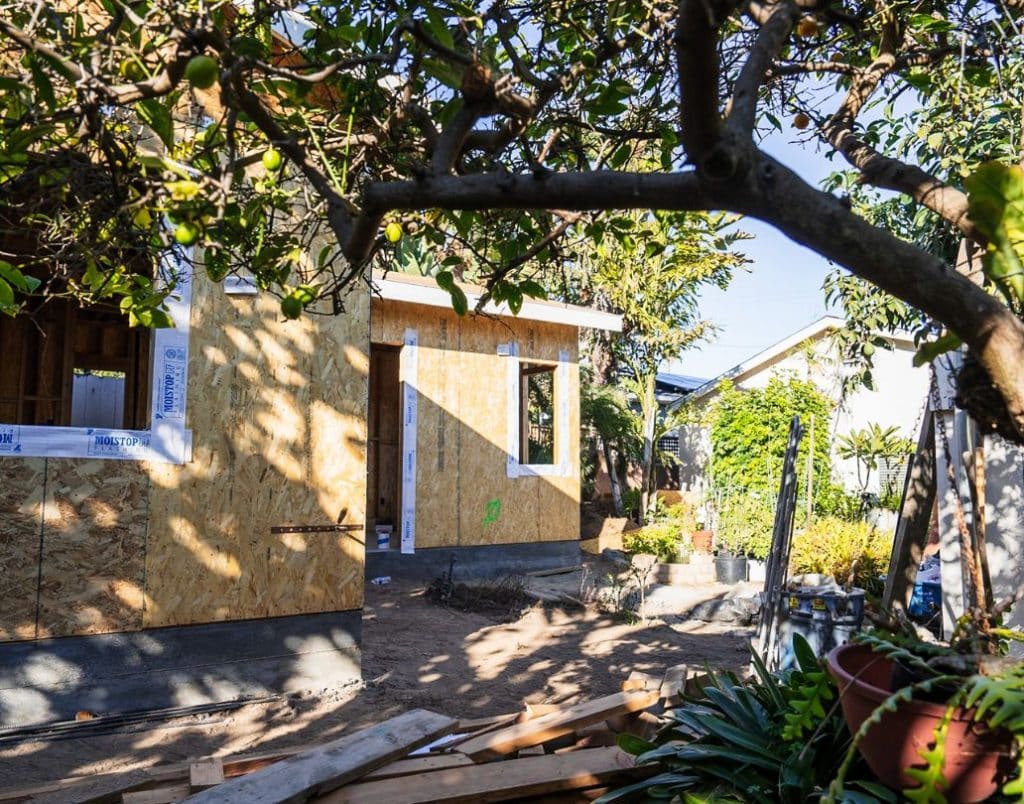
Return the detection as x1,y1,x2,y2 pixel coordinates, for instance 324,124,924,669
366,343,402,550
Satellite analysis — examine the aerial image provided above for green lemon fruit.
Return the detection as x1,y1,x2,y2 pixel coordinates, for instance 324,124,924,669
120,59,147,81
262,148,283,172
185,55,218,89
174,221,201,246
280,296,303,320
295,284,318,304
385,222,403,243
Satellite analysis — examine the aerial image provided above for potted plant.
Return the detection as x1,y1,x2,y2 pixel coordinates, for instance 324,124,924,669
690,520,714,553
602,635,888,802
826,596,1024,801
713,494,774,584
623,520,690,585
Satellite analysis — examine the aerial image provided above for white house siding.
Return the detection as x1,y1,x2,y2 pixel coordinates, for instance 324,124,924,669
673,326,929,495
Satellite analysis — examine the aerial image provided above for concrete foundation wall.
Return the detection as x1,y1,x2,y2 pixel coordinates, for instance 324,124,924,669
0,609,361,727
366,540,581,581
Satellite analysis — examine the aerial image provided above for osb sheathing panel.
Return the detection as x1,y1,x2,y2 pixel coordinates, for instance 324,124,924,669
37,459,148,638
144,277,368,628
0,459,45,642
373,300,580,550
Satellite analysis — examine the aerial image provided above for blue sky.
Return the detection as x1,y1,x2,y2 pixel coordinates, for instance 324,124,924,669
669,128,844,381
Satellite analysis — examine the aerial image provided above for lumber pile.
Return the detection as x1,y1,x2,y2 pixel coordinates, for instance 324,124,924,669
0,666,698,804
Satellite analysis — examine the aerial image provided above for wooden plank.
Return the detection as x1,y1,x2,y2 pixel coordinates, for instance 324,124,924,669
185,709,456,804
882,407,936,617
0,742,327,803
323,746,652,804
660,665,689,706
122,785,191,804
189,759,224,792
456,690,660,762
359,753,475,782
525,565,582,578
0,733,403,804
456,713,519,732
620,672,659,693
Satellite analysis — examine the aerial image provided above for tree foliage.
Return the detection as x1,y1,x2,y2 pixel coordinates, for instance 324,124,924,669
836,422,914,496
709,376,833,496
575,208,746,522
3,0,1024,438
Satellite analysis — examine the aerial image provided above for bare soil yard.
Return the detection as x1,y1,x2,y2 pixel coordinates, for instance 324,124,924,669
0,560,752,799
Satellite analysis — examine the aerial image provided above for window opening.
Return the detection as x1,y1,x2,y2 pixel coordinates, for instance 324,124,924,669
520,362,556,465
0,300,151,430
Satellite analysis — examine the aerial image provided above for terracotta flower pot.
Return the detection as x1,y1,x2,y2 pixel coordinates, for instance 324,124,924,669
690,529,713,553
827,642,1015,802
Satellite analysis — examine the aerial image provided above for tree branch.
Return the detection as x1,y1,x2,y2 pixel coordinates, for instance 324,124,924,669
718,147,1024,436
677,0,728,162
823,123,980,240
348,170,711,264
821,41,980,240
228,69,356,247
727,0,799,135
432,102,491,175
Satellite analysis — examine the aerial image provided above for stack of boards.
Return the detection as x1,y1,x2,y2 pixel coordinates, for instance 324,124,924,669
1,666,697,804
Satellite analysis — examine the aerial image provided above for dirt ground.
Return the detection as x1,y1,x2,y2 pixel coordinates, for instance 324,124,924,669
0,559,753,799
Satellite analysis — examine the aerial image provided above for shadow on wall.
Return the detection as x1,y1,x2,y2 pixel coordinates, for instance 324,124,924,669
0,280,371,726
0,282,585,730
676,423,710,493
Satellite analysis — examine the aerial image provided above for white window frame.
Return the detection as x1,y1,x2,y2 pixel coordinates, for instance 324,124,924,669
0,255,193,464
505,344,572,478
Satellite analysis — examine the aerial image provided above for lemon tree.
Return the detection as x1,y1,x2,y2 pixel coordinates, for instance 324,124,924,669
2,0,1024,438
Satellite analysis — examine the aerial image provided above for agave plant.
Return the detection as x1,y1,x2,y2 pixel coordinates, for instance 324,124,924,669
599,636,891,803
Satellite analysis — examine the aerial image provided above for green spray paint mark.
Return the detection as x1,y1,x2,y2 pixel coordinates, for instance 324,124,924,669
483,498,502,528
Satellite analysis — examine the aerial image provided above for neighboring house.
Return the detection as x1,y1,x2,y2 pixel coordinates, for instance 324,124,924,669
0,267,620,726
670,315,930,494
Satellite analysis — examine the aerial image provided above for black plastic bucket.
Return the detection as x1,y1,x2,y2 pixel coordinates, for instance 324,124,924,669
714,555,748,584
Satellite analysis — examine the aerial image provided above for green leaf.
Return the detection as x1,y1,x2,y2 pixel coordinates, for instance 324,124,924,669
26,56,55,110
913,331,962,367
0,260,40,292
449,284,468,316
518,279,547,299
425,7,455,50
0,277,15,312
616,733,657,755
422,58,463,90
792,632,819,673
435,270,455,291
965,162,1024,302
506,286,524,315
135,99,174,148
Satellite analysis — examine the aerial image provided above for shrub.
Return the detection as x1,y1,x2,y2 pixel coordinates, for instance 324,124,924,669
624,520,689,563
813,482,863,521
789,516,892,590
709,377,834,499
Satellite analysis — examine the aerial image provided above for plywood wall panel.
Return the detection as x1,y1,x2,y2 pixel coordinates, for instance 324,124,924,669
145,274,368,628
372,300,581,552
36,459,147,638
0,459,45,642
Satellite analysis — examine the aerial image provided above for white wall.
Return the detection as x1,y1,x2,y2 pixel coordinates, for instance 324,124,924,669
673,333,929,495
